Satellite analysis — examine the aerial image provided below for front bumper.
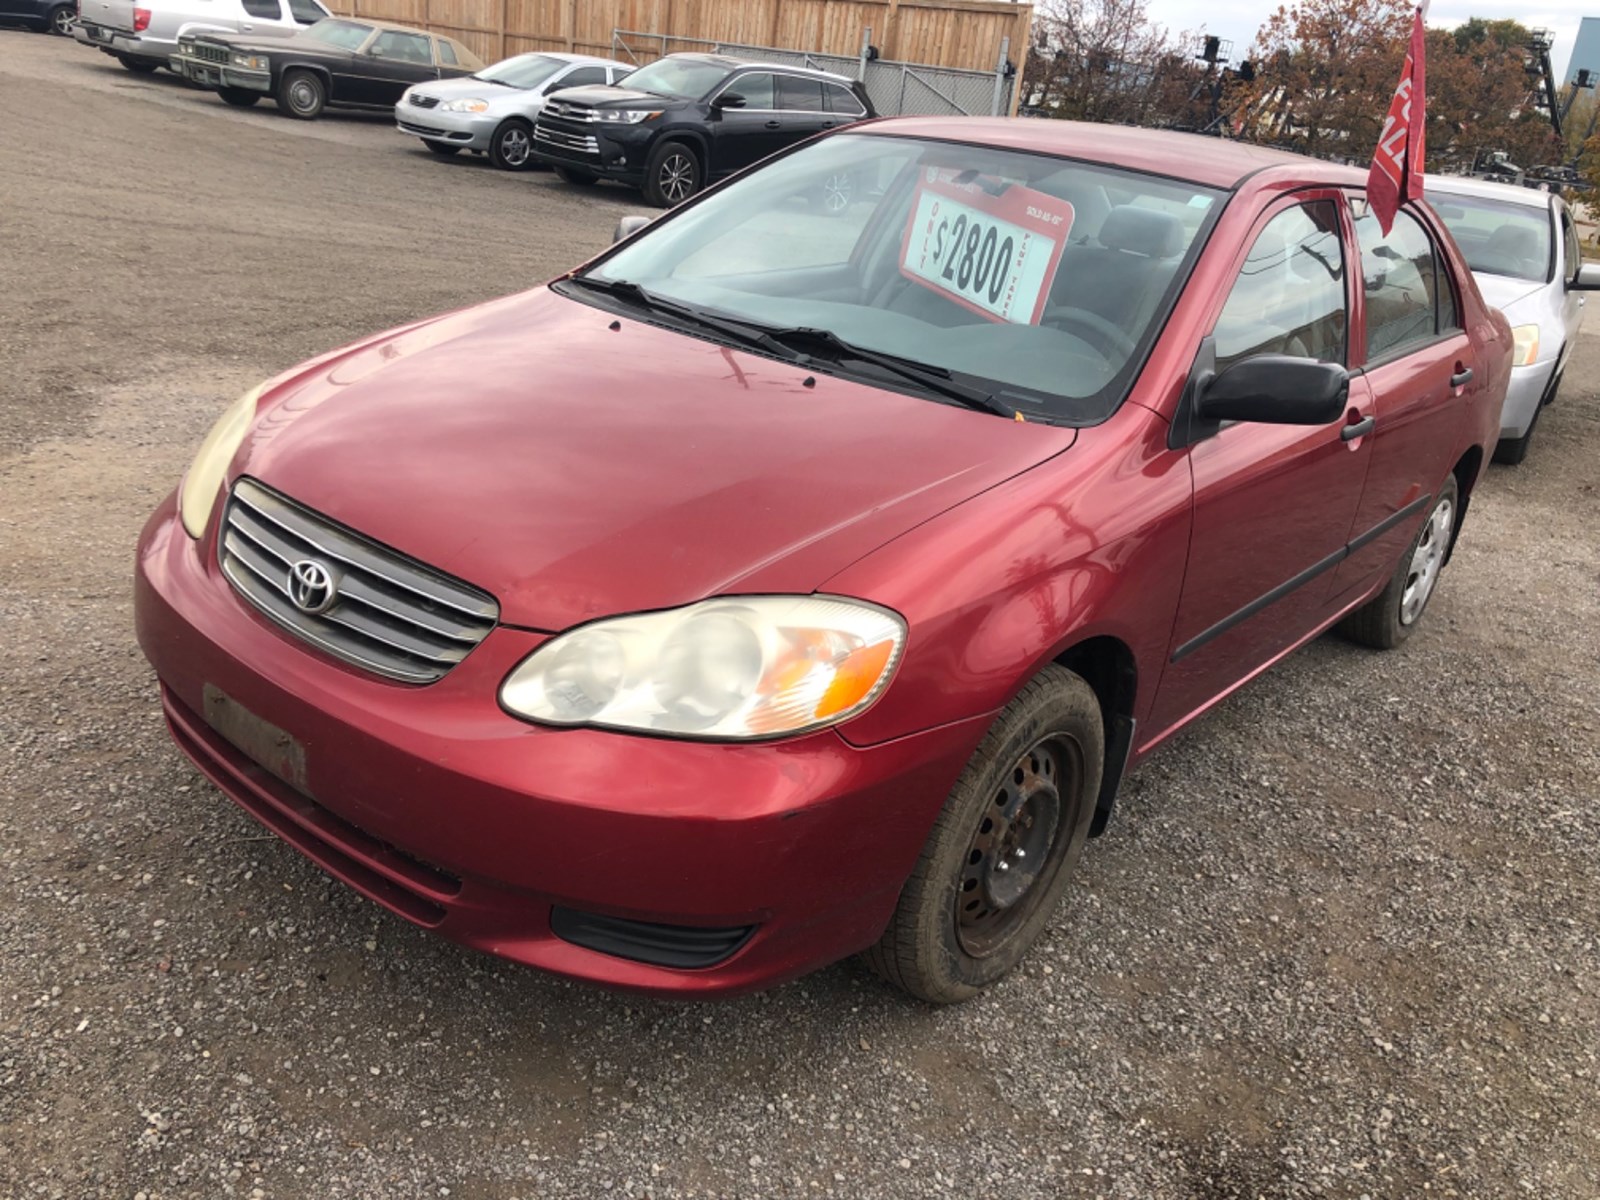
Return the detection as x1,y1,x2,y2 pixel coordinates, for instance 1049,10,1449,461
169,53,272,91
529,120,653,183
134,492,982,996
1500,357,1559,439
394,104,497,151
75,23,172,62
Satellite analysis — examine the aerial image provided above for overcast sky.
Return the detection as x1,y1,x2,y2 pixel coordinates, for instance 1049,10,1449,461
1140,0,1587,80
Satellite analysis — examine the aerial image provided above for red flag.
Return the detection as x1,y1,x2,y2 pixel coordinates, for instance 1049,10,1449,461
1367,6,1427,235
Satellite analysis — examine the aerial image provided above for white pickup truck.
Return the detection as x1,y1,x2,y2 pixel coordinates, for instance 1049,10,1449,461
73,0,328,74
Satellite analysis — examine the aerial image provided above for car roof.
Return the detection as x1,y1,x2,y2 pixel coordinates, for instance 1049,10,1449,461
662,51,854,84
1422,173,1557,209
854,119,1367,190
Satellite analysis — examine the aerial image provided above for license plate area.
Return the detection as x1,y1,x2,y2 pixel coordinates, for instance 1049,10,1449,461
203,683,308,794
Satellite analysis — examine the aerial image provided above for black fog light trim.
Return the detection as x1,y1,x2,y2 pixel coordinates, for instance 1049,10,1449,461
549,906,755,969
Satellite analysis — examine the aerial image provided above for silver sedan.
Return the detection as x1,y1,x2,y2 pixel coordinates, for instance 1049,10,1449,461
396,52,629,171
1427,174,1596,464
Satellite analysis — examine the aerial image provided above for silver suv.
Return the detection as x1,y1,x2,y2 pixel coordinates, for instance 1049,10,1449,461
73,0,327,74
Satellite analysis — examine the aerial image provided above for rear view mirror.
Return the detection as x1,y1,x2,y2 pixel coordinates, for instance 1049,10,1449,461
1196,356,1349,426
613,214,652,243
1572,262,1600,291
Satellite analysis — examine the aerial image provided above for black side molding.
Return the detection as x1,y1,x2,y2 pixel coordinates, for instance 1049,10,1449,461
1170,493,1433,663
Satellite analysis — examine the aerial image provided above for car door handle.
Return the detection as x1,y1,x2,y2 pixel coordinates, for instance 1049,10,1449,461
240,21,252,29
1450,366,1473,387
1341,415,1375,441
763,120,781,129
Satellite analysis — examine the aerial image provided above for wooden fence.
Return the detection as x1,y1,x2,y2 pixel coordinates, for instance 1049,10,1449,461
334,0,1033,77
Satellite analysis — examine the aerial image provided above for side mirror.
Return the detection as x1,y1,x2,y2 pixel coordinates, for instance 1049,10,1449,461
713,92,746,110
1571,262,1600,291
613,214,652,243
1195,356,1349,426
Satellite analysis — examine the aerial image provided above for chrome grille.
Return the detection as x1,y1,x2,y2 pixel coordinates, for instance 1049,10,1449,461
220,478,498,685
543,101,597,122
191,41,230,65
534,125,600,154
408,93,440,108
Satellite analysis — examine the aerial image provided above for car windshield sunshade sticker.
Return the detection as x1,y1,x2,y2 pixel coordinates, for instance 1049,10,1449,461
899,169,1072,325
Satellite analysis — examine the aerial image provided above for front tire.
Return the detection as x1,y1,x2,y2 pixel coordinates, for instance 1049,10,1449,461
863,665,1104,1004
553,165,598,186
488,118,533,170
277,68,325,120
1337,474,1459,649
643,140,700,207
47,4,75,34
217,87,260,108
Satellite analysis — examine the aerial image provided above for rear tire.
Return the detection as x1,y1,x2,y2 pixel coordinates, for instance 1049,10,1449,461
424,141,462,156
277,68,325,120
862,665,1104,1004
488,118,533,170
643,140,700,207
118,56,160,73
553,165,598,186
47,4,75,34
1337,474,1459,649
217,87,260,108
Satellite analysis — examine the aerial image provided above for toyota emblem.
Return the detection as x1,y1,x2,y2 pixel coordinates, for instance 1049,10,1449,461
287,559,338,614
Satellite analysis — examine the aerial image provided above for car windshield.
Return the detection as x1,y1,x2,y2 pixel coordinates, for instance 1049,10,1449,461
580,134,1221,424
303,19,372,50
614,57,730,100
476,53,565,89
1430,192,1553,283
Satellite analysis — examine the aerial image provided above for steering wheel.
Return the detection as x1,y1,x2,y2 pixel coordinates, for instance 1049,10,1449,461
1042,304,1138,360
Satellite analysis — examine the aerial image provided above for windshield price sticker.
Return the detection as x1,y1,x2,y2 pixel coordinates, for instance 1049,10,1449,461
900,174,1073,325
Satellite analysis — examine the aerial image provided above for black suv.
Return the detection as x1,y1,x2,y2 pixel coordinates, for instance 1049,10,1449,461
531,52,876,206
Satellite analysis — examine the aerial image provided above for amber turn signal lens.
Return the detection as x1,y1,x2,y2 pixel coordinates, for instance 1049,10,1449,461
815,639,896,720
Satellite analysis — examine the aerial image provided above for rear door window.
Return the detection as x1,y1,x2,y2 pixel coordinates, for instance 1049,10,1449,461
371,30,431,65
286,0,325,22
777,75,825,112
824,82,866,116
436,39,457,66
240,0,281,19
1353,206,1453,361
1213,201,1347,374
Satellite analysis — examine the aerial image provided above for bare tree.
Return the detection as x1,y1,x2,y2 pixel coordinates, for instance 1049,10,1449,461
1022,0,1204,127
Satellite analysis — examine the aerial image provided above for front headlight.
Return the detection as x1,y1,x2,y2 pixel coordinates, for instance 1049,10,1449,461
440,98,489,113
178,384,260,538
1511,324,1540,367
597,108,660,124
500,596,906,739
230,52,268,70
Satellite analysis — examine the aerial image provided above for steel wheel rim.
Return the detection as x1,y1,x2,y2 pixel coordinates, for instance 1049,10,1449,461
660,153,694,203
1400,496,1453,625
823,171,852,212
501,127,529,165
955,734,1082,958
52,7,73,32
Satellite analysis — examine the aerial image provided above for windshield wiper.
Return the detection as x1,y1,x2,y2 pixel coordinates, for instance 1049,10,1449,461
761,326,1020,420
565,276,809,362
566,279,1021,420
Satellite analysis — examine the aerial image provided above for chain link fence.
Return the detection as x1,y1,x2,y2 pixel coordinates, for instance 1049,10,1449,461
611,29,1015,117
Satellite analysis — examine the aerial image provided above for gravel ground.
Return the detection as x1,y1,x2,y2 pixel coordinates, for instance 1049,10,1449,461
4,34,1600,1200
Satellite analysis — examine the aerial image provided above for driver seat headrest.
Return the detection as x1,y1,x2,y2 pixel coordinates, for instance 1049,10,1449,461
1098,205,1184,259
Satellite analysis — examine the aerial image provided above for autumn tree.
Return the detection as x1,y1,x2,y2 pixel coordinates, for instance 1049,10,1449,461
1235,0,1412,160
1427,18,1559,173
1022,0,1205,127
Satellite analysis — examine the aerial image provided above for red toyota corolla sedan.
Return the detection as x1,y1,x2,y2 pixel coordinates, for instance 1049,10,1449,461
135,120,1510,1003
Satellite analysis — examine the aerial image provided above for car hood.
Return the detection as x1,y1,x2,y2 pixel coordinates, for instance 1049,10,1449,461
200,30,328,54
406,76,531,105
1472,272,1546,315
232,289,1075,631
548,84,685,109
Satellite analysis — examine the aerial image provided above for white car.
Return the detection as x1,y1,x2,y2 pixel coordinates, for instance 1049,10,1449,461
397,52,630,171
1427,174,1591,464
73,0,327,74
